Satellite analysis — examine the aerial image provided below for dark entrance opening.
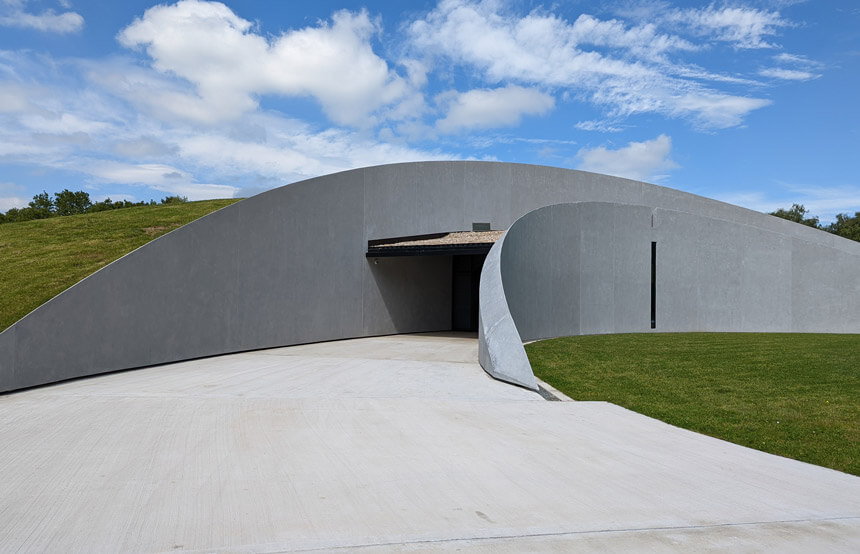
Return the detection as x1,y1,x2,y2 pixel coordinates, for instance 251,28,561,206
451,254,487,331
366,229,499,333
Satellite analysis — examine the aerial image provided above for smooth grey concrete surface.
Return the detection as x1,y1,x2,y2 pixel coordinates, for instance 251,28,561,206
477,230,537,390
504,202,860,340
3,161,860,392
2,334,859,552
478,202,860,386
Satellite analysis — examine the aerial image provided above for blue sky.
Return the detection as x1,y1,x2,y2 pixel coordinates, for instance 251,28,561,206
1,0,858,222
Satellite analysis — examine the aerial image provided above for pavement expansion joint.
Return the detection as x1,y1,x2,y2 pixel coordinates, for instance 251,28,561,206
292,516,860,552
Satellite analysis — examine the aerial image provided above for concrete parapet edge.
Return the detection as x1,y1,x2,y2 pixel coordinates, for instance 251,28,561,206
477,232,537,390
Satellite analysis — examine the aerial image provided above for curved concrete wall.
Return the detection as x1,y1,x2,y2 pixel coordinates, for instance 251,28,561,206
479,201,860,387
2,161,859,392
477,231,536,390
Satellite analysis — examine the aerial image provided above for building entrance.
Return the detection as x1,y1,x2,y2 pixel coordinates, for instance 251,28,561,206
366,230,498,333
452,254,486,331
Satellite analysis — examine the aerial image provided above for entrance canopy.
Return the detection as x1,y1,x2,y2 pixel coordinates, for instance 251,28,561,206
366,230,504,257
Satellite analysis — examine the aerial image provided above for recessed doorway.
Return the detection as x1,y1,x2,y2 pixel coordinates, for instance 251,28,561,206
452,254,486,332
366,230,498,334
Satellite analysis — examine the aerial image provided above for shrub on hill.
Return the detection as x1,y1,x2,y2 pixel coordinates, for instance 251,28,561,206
0,190,190,224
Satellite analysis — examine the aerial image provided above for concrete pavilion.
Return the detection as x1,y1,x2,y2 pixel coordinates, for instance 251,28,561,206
1,162,859,551
1,161,858,392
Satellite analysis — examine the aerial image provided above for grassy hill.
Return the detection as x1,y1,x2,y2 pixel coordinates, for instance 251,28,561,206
528,333,860,476
0,198,240,332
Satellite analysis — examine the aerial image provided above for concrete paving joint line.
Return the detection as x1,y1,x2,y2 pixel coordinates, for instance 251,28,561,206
291,516,860,552
535,377,574,401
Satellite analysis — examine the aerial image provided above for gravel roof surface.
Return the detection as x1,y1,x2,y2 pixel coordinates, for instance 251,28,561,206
375,230,504,248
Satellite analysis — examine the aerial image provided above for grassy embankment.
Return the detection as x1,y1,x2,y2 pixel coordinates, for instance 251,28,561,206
527,333,859,476
0,199,240,332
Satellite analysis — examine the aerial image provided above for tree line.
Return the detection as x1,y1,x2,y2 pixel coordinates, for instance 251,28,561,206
0,190,188,224
769,204,860,243
2,190,857,243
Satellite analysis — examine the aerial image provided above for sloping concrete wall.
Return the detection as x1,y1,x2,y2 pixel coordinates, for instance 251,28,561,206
477,231,536,390
2,162,859,392
479,202,860,387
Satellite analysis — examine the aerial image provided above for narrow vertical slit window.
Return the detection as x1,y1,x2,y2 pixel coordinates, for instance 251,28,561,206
650,241,657,329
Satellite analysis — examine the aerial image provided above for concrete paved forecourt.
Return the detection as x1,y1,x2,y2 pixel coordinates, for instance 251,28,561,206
2,333,859,552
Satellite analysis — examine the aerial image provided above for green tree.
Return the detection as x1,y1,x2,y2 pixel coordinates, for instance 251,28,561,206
20,191,54,220
87,198,117,213
826,212,860,242
28,191,55,214
2,207,48,223
160,195,188,205
769,204,820,228
87,198,147,213
53,189,92,216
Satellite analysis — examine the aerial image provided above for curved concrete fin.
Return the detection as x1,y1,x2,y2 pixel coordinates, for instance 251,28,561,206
478,232,538,390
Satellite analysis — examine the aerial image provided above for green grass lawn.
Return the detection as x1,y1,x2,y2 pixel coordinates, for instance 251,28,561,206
0,199,241,332
527,333,860,476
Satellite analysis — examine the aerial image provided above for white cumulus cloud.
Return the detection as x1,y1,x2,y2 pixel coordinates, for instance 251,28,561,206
662,5,789,49
0,0,83,33
408,0,771,129
436,85,554,133
759,52,822,81
0,84,33,112
88,162,192,186
575,120,623,133
577,134,677,182
567,13,697,59
0,182,28,211
0,195,27,211
759,68,819,81
117,1,413,127
85,161,239,200
0,47,450,203
671,93,771,129
0,2,828,207
175,114,451,186
19,112,110,135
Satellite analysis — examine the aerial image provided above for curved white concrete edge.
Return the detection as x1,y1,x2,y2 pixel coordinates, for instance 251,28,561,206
478,232,537,390
477,200,860,390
